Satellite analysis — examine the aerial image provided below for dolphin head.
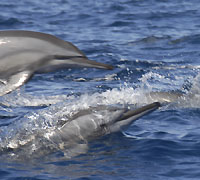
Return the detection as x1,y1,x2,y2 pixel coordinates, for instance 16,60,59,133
47,102,160,150
36,55,113,73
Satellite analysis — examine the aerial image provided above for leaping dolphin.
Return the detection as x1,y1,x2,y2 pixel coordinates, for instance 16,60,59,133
0,30,113,96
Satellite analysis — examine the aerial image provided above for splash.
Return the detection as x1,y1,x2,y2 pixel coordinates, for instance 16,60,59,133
1,69,200,159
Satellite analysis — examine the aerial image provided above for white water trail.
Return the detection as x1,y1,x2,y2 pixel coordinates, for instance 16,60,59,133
0,69,200,159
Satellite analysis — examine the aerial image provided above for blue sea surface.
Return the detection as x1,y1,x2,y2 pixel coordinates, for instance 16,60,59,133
0,0,200,179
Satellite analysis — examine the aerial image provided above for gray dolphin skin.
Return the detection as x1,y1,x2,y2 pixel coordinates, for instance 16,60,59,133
0,30,113,96
146,91,184,104
51,102,161,144
3,102,160,158
47,102,160,157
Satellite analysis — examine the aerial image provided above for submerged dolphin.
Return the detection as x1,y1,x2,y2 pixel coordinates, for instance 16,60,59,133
146,91,184,104
0,30,113,96
51,102,161,144
3,102,160,158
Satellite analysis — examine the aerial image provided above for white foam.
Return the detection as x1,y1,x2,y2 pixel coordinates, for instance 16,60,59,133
1,69,200,155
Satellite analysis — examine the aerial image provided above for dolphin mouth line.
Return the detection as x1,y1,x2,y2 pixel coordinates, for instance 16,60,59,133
53,55,114,70
119,102,161,121
54,55,86,59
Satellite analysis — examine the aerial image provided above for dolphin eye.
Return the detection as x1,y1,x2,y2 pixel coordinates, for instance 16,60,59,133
100,123,107,129
100,123,108,133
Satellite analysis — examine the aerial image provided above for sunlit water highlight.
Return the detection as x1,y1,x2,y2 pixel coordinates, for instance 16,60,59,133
1,0,200,179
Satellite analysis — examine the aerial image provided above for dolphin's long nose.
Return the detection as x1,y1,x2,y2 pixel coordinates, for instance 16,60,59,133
118,102,161,121
53,55,114,70
80,58,114,70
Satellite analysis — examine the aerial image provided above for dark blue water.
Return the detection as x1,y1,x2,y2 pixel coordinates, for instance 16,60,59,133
1,0,200,179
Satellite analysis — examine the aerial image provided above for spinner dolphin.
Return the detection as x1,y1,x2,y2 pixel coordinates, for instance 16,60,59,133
0,30,113,96
1,102,160,159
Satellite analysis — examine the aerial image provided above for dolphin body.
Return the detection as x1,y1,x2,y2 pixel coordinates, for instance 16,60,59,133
146,91,184,104
48,102,161,157
0,30,174,159
0,30,113,96
50,102,160,144
2,102,160,159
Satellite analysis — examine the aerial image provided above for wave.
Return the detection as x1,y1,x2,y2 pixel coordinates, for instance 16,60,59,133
0,68,199,158
0,17,24,27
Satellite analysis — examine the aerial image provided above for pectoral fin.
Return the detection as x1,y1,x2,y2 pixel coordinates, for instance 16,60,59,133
0,71,32,96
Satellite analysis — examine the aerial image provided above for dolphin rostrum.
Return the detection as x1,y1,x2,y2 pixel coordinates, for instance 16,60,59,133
0,30,113,96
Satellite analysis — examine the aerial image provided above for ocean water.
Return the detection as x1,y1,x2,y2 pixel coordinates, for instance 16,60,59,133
0,0,200,179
